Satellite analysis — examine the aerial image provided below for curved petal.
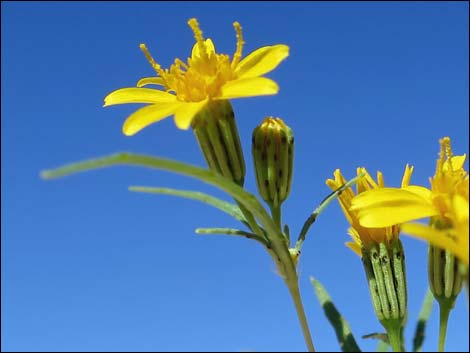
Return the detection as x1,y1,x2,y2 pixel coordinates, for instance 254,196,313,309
401,223,468,265
174,100,208,130
191,38,216,58
351,187,431,209
351,188,438,227
104,88,176,107
453,194,469,223
356,203,438,228
136,77,166,87
122,102,181,136
220,77,279,100
235,44,289,79
403,185,433,200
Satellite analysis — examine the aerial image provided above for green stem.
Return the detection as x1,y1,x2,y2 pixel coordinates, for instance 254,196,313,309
384,323,402,352
270,203,282,231
286,276,315,352
438,300,452,352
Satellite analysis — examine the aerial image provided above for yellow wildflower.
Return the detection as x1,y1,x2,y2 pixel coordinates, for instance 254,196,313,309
326,165,414,256
351,137,469,265
103,18,289,135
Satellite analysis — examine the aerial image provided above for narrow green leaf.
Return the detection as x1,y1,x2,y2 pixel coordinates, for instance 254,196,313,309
362,332,390,351
310,277,362,352
412,288,434,352
362,332,388,342
195,227,267,246
41,153,293,274
295,173,364,250
40,153,272,231
129,186,246,223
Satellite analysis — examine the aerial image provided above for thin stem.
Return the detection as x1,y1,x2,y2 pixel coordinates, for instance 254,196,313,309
270,203,282,231
384,322,402,352
286,276,315,352
438,300,452,352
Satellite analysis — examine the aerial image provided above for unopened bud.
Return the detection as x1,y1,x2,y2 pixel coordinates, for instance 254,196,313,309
428,245,463,306
362,240,407,328
252,117,294,206
191,100,246,186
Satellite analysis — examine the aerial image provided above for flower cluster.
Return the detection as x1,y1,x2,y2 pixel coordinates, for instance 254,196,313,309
43,17,468,353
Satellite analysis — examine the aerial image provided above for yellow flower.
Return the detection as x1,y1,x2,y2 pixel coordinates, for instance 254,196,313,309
351,137,469,265
326,165,414,256
103,18,289,136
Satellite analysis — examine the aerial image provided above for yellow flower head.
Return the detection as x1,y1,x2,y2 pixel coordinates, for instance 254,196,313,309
351,137,469,265
326,165,414,256
104,18,289,135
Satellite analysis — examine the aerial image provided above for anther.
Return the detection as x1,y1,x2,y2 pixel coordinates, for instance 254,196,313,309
232,21,244,69
401,164,414,188
188,18,208,60
139,44,165,77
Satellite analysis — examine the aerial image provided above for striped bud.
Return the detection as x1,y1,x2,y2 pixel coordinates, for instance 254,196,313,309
362,240,407,328
427,218,463,308
252,117,294,206
428,245,463,306
191,100,245,186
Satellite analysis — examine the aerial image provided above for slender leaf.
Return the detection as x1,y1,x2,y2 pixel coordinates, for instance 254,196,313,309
129,186,246,223
310,277,362,352
41,153,293,273
296,173,364,250
412,288,434,352
195,227,267,245
362,332,390,351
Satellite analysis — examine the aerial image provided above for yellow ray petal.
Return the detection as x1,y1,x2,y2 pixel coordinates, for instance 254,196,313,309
345,241,362,257
136,77,166,87
220,77,279,100
401,223,468,266
356,204,438,228
122,102,181,136
104,88,176,107
351,188,438,227
235,44,289,79
403,185,433,199
174,100,208,130
351,187,431,210
453,194,469,223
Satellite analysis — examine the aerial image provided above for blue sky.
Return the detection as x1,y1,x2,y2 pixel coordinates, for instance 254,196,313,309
2,1,468,352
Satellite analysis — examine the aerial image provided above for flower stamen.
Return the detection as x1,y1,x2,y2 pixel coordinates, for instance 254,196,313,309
139,44,166,78
401,164,414,187
231,21,244,69
188,18,208,60
174,58,189,70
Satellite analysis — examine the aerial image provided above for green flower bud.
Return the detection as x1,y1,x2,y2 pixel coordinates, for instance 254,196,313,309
428,245,463,306
362,240,407,328
191,100,246,186
252,117,294,207
428,218,463,307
